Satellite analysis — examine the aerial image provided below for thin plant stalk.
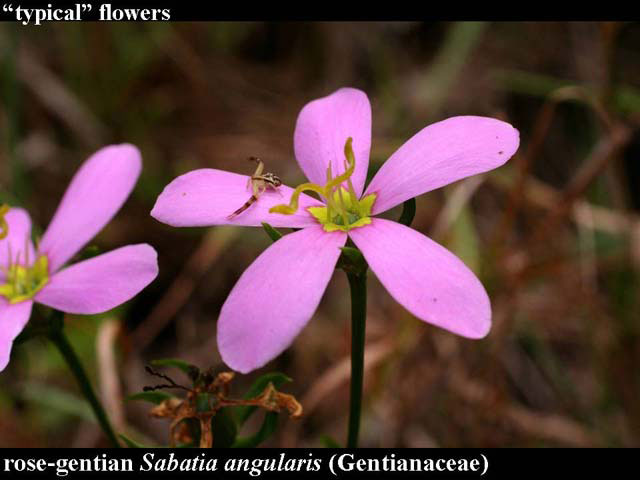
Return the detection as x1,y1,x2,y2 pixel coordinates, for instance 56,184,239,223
46,310,120,447
346,270,367,448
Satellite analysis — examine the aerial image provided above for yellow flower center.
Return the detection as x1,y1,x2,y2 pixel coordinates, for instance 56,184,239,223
0,256,50,304
0,219,50,303
269,138,376,232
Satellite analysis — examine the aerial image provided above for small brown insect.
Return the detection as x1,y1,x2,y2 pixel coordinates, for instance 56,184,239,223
227,157,282,220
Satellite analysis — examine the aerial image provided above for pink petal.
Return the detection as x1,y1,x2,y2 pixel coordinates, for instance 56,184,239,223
294,88,371,197
217,226,346,373
0,299,33,372
35,244,158,315
365,116,519,214
151,169,321,228
0,208,36,275
39,144,142,272
349,218,491,338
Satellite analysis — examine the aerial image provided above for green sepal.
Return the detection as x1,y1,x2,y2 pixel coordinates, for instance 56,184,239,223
336,245,368,276
261,222,283,242
339,246,365,265
78,245,102,262
398,197,416,227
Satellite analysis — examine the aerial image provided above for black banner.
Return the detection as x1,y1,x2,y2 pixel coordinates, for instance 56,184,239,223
0,0,630,22
0,448,632,478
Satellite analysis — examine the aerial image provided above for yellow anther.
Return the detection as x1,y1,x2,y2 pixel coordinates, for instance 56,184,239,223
0,204,9,240
269,183,326,215
269,137,377,232
269,138,356,216
323,137,355,194
0,254,49,304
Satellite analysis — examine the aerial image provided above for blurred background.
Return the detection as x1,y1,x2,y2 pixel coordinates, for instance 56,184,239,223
0,21,639,447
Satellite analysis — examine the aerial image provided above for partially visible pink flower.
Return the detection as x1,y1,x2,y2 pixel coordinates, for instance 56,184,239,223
0,144,159,371
152,88,519,373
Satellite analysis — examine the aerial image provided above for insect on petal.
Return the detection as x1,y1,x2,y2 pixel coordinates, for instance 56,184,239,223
151,169,322,229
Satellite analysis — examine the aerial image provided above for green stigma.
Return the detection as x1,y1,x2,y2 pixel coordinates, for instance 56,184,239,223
269,138,376,232
0,204,9,240
0,251,50,304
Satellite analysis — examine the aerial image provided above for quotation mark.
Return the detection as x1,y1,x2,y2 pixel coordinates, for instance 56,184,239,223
2,3,92,11
2,3,93,25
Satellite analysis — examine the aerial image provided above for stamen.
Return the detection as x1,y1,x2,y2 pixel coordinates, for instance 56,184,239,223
324,137,355,192
268,182,326,215
269,137,377,232
336,185,350,226
24,234,31,289
325,163,334,219
0,217,50,304
269,137,356,216
0,254,49,304
0,204,9,240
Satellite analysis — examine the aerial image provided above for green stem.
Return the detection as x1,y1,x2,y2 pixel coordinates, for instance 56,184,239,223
46,310,120,447
346,270,367,448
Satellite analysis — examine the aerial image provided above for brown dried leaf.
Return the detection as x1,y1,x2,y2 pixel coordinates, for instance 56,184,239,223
150,397,183,419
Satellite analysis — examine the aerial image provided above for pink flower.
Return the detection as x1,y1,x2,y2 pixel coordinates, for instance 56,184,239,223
152,88,519,373
0,144,159,371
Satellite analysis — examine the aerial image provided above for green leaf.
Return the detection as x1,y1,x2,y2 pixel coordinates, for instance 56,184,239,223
126,391,173,405
234,372,291,426
150,358,197,376
398,198,416,227
232,412,278,448
261,222,283,242
119,433,154,448
212,408,238,448
21,382,93,422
